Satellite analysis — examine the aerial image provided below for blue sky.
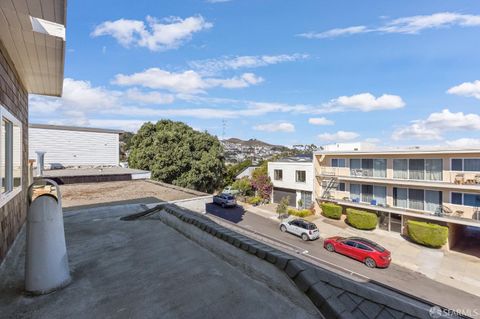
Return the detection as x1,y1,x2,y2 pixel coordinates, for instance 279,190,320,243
30,0,480,147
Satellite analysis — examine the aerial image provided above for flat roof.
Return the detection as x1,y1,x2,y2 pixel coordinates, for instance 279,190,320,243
0,204,320,318
315,148,480,156
272,155,313,163
30,123,124,134
0,0,66,96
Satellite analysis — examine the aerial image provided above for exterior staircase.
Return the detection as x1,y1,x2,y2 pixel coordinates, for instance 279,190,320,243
320,176,339,199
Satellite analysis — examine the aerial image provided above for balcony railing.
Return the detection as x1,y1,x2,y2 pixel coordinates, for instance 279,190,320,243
318,167,480,188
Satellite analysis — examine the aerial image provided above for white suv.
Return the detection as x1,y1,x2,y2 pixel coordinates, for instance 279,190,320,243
280,218,320,241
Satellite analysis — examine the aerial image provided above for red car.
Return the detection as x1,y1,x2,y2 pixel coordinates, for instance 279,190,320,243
324,236,391,268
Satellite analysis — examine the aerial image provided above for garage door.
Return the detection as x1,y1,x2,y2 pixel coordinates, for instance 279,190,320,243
273,188,296,207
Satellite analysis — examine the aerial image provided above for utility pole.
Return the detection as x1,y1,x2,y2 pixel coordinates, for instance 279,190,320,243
221,119,226,141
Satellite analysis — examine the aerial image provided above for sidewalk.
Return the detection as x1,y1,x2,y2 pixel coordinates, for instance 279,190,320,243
240,202,480,298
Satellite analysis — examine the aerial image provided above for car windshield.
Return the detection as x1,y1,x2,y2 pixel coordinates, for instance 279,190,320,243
225,195,235,200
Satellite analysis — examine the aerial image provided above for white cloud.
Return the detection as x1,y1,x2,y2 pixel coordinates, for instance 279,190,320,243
320,93,405,113
308,117,334,125
447,80,480,99
91,15,212,51
253,122,295,133
317,131,359,142
299,12,480,39
125,88,175,104
299,26,369,39
445,138,480,148
113,68,263,93
205,73,264,89
379,12,480,34
392,109,480,141
189,54,308,74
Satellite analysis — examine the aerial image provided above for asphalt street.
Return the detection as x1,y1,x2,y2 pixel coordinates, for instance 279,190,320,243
205,203,480,313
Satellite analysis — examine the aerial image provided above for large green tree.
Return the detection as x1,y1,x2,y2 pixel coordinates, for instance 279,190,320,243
128,120,226,193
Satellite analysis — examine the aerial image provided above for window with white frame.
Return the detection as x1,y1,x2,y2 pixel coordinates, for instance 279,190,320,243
0,106,22,197
393,187,442,213
451,158,480,172
295,170,306,183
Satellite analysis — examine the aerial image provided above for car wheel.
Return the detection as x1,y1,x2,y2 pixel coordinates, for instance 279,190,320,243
280,225,287,232
301,233,309,241
364,257,376,268
221,203,225,208
325,243,335,252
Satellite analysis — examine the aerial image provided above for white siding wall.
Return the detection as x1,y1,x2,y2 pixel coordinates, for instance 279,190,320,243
29,128,119,167
268,162,314,192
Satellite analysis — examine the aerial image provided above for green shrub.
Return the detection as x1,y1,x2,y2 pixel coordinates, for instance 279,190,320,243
276,196,290,217
346,209,378,230
320,202,342,220
288,208,312,217
246,196,262,205
407,220,448,248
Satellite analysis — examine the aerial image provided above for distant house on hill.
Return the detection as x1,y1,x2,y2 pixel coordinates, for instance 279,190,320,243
235,166,259,180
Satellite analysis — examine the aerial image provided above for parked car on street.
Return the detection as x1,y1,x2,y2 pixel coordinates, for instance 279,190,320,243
280,219,319,241
323,236,391,268
213,193,237,208
222,186,239,195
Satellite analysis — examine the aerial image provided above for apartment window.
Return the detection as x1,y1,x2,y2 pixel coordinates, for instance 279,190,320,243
451,192,463,205
408,189,425,211
350,183,360,201
361,184,374,203
425,190,442,213
464,194,480,207
337,182,346,191
373,185,387,205
350,159,361,176
274,169,283,181
464,159,480,172
408,159,425,180
393,187,407,208
295,170,306,183
425,159,443,181
373,159,386,178
331,158,346,167
393,159,408,179
451,193,480,207
451,159,463,171
0,107,22,197
361,159,373,177
451,158,480,172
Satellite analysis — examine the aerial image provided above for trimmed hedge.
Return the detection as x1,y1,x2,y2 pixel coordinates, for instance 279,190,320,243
346,208,378,230
320,203,342,220
288,208,312,218
407,220,448,248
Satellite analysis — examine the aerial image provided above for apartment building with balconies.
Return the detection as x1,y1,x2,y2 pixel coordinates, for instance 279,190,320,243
314,148,480,251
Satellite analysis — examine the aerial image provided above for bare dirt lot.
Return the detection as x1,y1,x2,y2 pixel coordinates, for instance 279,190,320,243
60,180,205,210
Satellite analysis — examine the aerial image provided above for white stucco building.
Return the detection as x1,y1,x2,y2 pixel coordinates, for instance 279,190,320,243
268,155,314,209
29,124,123,168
